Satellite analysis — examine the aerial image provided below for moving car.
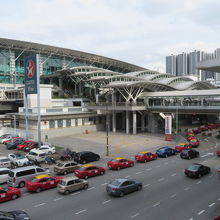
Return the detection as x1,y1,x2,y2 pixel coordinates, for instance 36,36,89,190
188,138,200,147
25,174,62,192
106,178,142,197
0,168,10,184
74,164,105,179
6,138,24,150
38,145,56,154
107,157,134,170
26,149,46,162
74,151,100,164
57,176,88,195
0,210,30,220
156,147,177,157
54,161,80,175
0,187,21,203
8,153,29,166
175,143,191,152
135,151,157,162
0,156,11,168
184,163,210,178
17,140,35,151
180,149,199,159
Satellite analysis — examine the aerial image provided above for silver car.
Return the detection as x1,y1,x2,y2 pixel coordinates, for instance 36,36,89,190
106,178,142,197
0,156,11,168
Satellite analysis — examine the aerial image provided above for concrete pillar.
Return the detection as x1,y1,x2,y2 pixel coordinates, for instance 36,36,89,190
148,113,159,133
141,113,145,132
112,111,116,133
96,94,99,103
126,111,130,134
133,111,137,134
58,77,64,97
122,112,125,130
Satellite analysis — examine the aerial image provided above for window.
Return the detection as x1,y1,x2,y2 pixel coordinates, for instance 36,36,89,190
75,179,81,183
67,180,75,185
0,170,9,175
36,168,44,173
121,181,130,186
17,169,35,177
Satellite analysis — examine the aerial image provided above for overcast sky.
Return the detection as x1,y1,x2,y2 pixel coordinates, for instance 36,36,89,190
0,0,219,72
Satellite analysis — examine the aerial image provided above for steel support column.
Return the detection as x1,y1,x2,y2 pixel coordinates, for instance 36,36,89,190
126,111,130,134
133,111,137,135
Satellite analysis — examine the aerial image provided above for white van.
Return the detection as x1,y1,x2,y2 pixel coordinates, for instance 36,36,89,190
26,149,46,162
8,166,49,188
0,167,10,184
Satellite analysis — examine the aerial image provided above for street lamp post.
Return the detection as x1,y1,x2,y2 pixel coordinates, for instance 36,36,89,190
106,103,109,156
13,115,16,135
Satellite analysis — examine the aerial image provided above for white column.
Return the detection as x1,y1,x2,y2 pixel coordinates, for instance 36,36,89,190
133,111,137,135
112,111,116,133
9,50,15,87
126,111,130,134
141,113,145,132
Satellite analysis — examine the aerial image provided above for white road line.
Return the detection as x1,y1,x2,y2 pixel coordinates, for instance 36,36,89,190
87,187,95,191
198,210,205,215
171,173,176,176
158,178,164,182
102,200,111,204
156,165,160,168
101,183,107,186
209,203,215,207
164,162,169,165
54,197,63,201
170,194,176,198
71,192,81,196
125,175,131,178
196,181,202,184
203,160,207,163
136,172,142,174
144,184,150,188
218,198,220,201
75,209,87,215
34,203,46,208
184,187,190,191
152,202,160,207
189,218,193,220
146,168,152,171
130,213,140,219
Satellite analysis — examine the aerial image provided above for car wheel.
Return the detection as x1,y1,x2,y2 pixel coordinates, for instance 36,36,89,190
84,184,88,189
100,171,105,175
188,156,191,160
48,151,52,155
198,174,202,178
19,181,25,188
63,171,68,175
117,166,121,170
64,190,70,195
130,163,134,167
96,157,100,161
84,175,89,179
137,185,142,191
36,188,42,193
119,191,124,197
82,160,86,164
165,154,168,158
11,194,18,200
144,160,147,163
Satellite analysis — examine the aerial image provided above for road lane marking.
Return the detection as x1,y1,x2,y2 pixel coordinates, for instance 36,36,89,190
125,175,131,178
75,209,87,215
136,172,142,174
189,218,193,220
196,181,202,184
171,173,176,176
146,168,152,171
158,178,164,182
184,187,190,191
144,184,150,188
170,194,176,198
87,187,95,191
156,165,160,168
101,183,107,186
209,203,215,207
34,203,46,208
71,192,81,196
164,162,169,165
54,197,63,201
152,202,160,207
130,213,139,219
102,200,111,204
198,210,205,215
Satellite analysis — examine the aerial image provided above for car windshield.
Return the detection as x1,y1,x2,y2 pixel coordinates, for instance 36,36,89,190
79,167,86,171
57,163,64,167
111,159,118,162
31,178,39,183
137,153,144,156
110,180,121,186
59,180,66,186
188,164,200,171
15,155,25,159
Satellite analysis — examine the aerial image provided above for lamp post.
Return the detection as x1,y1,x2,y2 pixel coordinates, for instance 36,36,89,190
106,102,109,156
13,115,16,135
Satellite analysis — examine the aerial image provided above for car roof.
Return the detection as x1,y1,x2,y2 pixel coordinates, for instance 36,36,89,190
0,167,9,171
11,166,40,172
62,176,79,182
0,156,9,159
30,149,45,153
113,157,125,160
139,151,149,154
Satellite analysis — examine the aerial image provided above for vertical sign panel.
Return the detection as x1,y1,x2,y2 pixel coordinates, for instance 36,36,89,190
165,115,172,141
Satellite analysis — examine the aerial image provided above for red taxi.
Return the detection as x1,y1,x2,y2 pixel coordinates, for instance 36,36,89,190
216,150,220,157
189,139,200,147
25,174,62,193
185,132,194,137
107,157,134,170
200,125,208,131
175,143,192,152
0,187,21,203
135,151,157,162
192,128,201,134
74,164,105,179
17,140,35,150
187,135,196,141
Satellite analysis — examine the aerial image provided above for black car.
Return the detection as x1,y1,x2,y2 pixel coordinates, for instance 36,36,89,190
74,151,100,164
180,149,199,160
184,163,210,178
0,210,30,220
6,138,24,150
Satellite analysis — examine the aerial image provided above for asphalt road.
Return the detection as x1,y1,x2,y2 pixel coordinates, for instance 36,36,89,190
1,133,220,220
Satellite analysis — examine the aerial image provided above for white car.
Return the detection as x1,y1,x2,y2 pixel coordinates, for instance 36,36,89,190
26,149,46,162
39,145,56,154
8,153,30,166
0,135,19,144
0,134,13,144
0,157,11,168
0,168,9,184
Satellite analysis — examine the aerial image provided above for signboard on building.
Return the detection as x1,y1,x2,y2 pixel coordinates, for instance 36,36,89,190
165,115,172,141
25,55,38,95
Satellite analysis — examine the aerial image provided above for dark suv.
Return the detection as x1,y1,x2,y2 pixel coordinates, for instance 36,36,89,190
180,149,199,160
74,151,100,164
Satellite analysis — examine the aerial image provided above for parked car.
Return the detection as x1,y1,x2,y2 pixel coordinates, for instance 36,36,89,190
200,125,208,131
26,149,46,162
2,136,20,145
74,164,105,179
180,149,199,159
8,153,30,167
135,151,157,162
57,176,88,195
6,138,24,150
8,166,50,188
24,142,39,152
54,161,80,175
0,187,21,203
156,147,177,157
106,178,142,197
184,163,210,178
0,156,11,168
175,143,191,152
74,151,100,164
0,134,13,144
17,140,35,151
185,132,194,137
0,210,30,220
187,136,197,142
38,145,56,154
216,150,220,157
192,128,201,134
188,139,200,147
107,157,134,170
0,168,10,184
25,174,62,193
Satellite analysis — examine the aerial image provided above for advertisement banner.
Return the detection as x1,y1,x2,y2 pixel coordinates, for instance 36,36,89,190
165,115,172,141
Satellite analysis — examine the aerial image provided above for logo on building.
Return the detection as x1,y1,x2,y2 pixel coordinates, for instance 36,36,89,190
26,60,35,79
